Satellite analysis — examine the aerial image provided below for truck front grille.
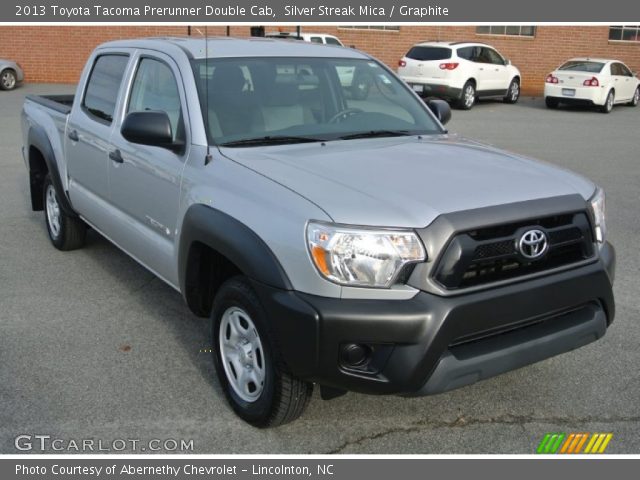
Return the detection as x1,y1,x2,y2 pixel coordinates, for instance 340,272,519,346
433,212,595,290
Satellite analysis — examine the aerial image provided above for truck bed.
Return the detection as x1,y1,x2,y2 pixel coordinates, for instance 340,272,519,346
25,94,74,115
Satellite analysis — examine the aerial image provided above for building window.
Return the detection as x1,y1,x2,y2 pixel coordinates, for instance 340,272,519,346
476,26,536,37
609,25,640,42
339,26,400,31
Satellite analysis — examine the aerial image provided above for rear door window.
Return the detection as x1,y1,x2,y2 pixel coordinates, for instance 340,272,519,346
457,46,478,61
405,47,451,61
309,37,323,44
325,37,342,46
83,54,129,124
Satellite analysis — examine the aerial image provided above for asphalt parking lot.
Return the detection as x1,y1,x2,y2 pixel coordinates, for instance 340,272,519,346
1,84,639,454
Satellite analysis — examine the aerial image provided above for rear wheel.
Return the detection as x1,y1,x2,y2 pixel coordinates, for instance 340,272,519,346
601,90,614,113
545,97,559,109
43,174,86,251
503,78,520,104
457,81,476,110
211,276,313,427
0,69,17,90
627,87,639,106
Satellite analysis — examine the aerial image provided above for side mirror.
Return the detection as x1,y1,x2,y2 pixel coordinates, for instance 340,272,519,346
426,99,452,126
121,111,182,152
504,58,512,66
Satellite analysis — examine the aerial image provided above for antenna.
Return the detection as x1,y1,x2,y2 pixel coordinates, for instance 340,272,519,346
204,25,213,166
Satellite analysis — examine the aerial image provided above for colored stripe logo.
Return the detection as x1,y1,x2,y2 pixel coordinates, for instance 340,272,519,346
536,433,613,454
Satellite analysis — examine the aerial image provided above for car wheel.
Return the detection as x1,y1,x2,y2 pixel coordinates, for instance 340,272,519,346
43,174,87,251
211,276,313,428
545,97,559,109
601,90,614,113
503,79,520,104
627,87,640,107
0,69,17,91
457,81,476,110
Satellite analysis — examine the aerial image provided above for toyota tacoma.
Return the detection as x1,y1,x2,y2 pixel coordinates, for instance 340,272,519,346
21,37,615,427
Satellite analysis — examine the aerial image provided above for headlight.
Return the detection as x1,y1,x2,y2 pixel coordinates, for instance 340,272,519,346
306,221,426,288
589,187,606,244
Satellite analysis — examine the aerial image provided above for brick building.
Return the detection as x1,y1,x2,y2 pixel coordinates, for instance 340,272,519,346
1,25,639,95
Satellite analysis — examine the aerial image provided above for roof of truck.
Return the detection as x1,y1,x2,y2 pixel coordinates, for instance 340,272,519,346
97,36,365,60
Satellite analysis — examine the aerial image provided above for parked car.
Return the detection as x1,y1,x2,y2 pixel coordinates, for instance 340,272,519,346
266,31,344,46
544,58,640,113
397,41,521,109
0,58,24,90
22,37,615,427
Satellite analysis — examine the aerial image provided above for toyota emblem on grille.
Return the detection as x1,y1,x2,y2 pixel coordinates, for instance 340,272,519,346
517,229,548,260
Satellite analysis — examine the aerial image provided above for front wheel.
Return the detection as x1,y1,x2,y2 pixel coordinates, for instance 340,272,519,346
211,276,313,428
503,79,520,104
43,174,86,250
627,87,639,107
601,90,614,113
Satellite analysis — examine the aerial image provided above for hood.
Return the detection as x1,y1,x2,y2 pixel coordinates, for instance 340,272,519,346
220,135,595,228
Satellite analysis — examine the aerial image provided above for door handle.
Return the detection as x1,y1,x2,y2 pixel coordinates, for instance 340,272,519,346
67,130,79,141
109,149,124,164
479,67,484,71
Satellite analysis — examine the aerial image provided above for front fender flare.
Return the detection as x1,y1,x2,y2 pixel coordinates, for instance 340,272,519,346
177,204,293,296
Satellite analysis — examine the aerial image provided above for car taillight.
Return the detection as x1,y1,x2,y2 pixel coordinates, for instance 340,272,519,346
439,62,459,70
398,59,407,68
583,77,599,87
545,74,559,84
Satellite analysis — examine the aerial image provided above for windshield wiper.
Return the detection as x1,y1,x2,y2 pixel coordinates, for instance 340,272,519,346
338,130,413,140
219,135,325,147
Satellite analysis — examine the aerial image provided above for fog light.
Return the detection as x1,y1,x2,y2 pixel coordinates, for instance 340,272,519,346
340,343,370,367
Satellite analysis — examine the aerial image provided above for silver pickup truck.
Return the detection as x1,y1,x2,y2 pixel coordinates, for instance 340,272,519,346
22,37,615,427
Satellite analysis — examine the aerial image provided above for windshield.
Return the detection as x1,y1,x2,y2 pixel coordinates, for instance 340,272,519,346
191,57,442,146
558,61,605,73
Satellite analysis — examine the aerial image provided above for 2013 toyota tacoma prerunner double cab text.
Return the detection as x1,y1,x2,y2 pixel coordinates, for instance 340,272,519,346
21,37,615,427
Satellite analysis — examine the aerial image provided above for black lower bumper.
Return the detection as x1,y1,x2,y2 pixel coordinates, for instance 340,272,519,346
253,243,615,396
409,83,462,100
547,96,597,107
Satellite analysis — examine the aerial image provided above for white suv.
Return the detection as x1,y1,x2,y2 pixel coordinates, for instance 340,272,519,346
397,41,521,109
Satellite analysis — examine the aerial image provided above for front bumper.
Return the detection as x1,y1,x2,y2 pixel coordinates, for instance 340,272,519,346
253,242,615,396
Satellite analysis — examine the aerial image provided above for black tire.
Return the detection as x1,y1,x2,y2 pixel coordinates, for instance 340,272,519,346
0,69,17,91
545,97,559,109
456,81,476,110
600,90,614,114
43,174,86,251
627,87,640,107
503,78,520,104
211,276,313,428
